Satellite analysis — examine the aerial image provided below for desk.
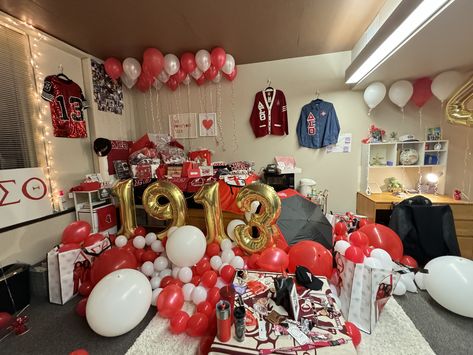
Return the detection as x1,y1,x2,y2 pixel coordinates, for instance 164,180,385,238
356,192,473,259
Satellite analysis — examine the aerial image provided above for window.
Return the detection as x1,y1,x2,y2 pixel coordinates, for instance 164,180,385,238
0,24,38,169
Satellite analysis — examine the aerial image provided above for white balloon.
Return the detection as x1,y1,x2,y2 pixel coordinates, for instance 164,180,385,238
145,232,157,246
120,73,136,89
195,49,211,72
191,286,207,305
114,235,128,248
152,79,163,90
171,267,181,279
414,271,426,290
221,250,235,264
191,67,203,80
393,280,407,296
334,240,350,255
158,70,169,83
178,267,193,283
400,273,417,293
364,256,383,269
424,256,473,317
220,239,233,251
183,75,191,86
212,71,222,83
388,80,413,109
164,54,180,76
150,276,162,289
151,240,164,253
431,70,464,102
86,269,152,337
167,226,178,237
370,248,393,270
151,288,163,306
154,256,169,271
230,256,244,269
221,54,235,75
210,255,223,271
182,283,195,301
363,82,386,110
133,236,146,249
122,58,141,81
152,271,160,278
160,269,172,278
226,219,245,241
141,261,155,276
215,277,227,289
166,226,206,267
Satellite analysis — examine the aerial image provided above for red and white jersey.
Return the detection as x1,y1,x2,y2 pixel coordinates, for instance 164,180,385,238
41,75,88,138
249,89,288,137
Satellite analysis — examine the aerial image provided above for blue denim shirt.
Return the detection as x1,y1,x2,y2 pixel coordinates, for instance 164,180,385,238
296,99,340,148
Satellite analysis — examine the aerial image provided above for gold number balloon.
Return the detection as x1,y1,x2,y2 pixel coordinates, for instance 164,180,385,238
445,75,473,126
233,183,282,254
194,182,228,244
112,179,137,238
142,180,187,240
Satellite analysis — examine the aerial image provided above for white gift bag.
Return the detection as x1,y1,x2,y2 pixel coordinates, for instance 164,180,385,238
336,253,399,334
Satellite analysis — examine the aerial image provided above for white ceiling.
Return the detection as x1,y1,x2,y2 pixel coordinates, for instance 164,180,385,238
355,0,473,89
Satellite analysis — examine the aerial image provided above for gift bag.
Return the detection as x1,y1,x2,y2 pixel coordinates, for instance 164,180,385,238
336,253,399,334
47,237,110,305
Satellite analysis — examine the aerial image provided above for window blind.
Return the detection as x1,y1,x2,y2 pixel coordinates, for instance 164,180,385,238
0,24,38,170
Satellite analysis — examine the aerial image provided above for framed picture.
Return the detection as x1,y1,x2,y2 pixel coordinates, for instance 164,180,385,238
169,113,198,139
198,113,217,137
113,160,131,179
426,127,442,141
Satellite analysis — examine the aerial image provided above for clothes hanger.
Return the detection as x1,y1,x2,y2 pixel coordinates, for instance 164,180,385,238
264,78,274,92
56,64,71,80
315,89,321,100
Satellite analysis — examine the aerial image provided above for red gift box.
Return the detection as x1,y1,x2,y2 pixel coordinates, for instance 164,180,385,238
129,134,156,155
182,161,198,177
169,177,188,191
188,150,211,166
79,182,101,191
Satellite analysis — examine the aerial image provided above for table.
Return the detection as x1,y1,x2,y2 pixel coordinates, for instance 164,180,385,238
356,192,473,259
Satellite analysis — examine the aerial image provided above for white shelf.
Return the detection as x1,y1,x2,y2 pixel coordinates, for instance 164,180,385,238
425,149,446,152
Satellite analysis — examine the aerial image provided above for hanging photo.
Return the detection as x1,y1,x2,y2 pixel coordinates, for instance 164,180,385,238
198,113,217,137
169,113,198,139
91,59,124,115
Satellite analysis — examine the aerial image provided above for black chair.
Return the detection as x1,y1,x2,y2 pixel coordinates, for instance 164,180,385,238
389,195,460,266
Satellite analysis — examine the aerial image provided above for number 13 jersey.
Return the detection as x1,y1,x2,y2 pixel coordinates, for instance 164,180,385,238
41,75,89,138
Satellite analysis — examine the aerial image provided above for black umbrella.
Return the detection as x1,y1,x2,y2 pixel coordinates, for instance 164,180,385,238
277,194,333,249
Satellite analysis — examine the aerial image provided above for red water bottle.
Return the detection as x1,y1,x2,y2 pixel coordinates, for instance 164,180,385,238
216,300,231,342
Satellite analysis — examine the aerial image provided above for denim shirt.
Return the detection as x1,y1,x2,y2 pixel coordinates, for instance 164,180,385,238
296,99,340,149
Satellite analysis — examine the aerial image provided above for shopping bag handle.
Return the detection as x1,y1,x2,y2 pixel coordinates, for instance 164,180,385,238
82,237,112,257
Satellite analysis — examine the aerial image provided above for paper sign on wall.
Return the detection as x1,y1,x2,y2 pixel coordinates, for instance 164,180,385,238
198,113,217,137
169,113,198,139
0,168,53,228
326,133,352,153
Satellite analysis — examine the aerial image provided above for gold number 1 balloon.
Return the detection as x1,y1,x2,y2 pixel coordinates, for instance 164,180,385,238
142,180,187,240
445,74,473,126
233,183,281,254
194,182,228,244
112,179,137,238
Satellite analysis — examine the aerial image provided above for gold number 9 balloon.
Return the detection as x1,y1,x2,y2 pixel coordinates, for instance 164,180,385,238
445,74,473,126
112,179,138,238
142,180,187,240
233,183,281,253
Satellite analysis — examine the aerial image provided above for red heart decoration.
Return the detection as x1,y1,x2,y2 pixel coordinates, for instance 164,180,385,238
202,119,213,130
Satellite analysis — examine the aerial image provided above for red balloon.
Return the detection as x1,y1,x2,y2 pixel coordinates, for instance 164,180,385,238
141,250,158,263
257,247,289,272
210,47,226,70
288,241,333,278
134,248,145,263
169,310,190,334
349,231,369,247
400,255,418,268
358,218,371,229
75,297,87,317
83,233,104,247
334,222,347,236
157,285,184,318
191,275,201,286
143,48,164,77
0,312,12,329
78,280,93,297
136,73,153,92
168,278,184,288
90,248,138,286
223,67,237,81
196,74,206,86
411,77,433,108
359,223,404,261
196,259,211,275
199,335,214,355
247,253,260,269
58,243,81,253
204,65,218,81
334,234,348,243
134,226,147,237
62,221,91,244
172,68,187,84
206,313,217,337
345,321,361,347
196,301,214,318
201,270,218,288
160,276,174,289
167,76,179,91
69,349,89,355
186,312,209,337
206,243,220,257
362,246,374,257
206,287,221,305
220,265,236,283
104,57,123,80
345,246,365,263
180,52,197,74
232,247,244,257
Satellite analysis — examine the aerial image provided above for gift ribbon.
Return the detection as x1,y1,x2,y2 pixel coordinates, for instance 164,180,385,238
259,338,348,355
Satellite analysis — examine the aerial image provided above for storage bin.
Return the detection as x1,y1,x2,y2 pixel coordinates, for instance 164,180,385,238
0,263,30,314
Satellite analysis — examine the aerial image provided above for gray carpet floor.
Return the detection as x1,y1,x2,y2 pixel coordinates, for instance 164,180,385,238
1,291,472,355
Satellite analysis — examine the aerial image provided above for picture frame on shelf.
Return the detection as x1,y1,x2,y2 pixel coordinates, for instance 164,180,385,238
426,127,442,141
